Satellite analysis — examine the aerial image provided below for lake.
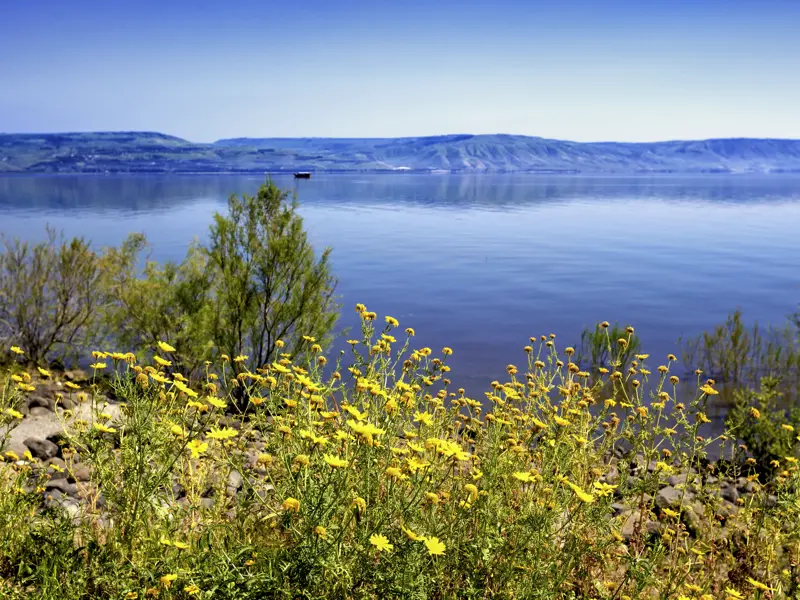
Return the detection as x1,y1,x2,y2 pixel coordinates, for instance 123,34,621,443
1,173,799,408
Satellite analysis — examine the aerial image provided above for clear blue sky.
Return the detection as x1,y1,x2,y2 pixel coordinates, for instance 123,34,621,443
2,0,799,142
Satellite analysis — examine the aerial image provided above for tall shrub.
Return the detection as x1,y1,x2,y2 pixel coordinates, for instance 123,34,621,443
99,233,215,376
0,226,104,364
206,180,339,373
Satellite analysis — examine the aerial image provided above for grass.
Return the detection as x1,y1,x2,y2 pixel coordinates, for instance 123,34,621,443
0,305,799,599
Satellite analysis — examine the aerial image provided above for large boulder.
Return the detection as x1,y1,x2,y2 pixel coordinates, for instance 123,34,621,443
23,437,60,460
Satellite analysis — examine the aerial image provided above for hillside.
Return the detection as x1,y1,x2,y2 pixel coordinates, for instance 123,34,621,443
2,131,800,173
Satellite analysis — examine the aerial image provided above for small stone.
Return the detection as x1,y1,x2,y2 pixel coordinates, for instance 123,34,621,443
621,510,657,541
64,369,89,382
603,466,620,486
24,437,60,460
227,470,243,495
28,407,52,417
655,486,686,510
46,457,68,479
70,466,93,482
667,474,688,487
683,501,706,534
716,500,738,519
614,438,634,458
720,483,739,503
28,395,55,411
44,479,78,496
610,502,628,517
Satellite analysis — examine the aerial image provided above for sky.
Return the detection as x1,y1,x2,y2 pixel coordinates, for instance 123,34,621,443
2,0,799,142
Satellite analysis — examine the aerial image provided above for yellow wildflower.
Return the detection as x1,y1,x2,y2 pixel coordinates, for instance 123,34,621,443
160,573,177,588
565,480,595,503
206,397,227,410
187,439,208,458
464,483,478,502
323,454,348,468
206,426,238,440
593,481,617,497
154,355,172,367
369,533,393,552
414,411,433,426
745,577,774,592
424,536,446,556
401,526,423,541
173,380,198,398
157,341,176,353
282,497,300,512
10,346,24,355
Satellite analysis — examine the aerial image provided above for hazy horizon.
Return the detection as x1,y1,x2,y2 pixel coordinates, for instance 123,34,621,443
3,0,799,142
5,131,800,145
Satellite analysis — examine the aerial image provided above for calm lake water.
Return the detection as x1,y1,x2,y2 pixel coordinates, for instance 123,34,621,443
2,173,799,407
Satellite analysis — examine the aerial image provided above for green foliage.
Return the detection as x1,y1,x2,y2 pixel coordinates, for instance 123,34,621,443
100,234,215,376
0,181,340,380
726,376,800,471
681,308,800,389
576,321,641,375
0,227,105,365
206,180,339,373
0,310,797,599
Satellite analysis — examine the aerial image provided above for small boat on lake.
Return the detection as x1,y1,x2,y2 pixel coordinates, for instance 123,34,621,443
293,172,312,179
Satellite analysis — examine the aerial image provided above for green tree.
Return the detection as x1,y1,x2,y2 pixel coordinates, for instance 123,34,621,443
99,233,215,376
0,227,104,364
206,180,339,373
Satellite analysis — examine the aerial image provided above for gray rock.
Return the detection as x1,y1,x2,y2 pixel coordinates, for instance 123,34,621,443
28,407,52,417
715,500,738,519
43,489,65,505
614,438,634,458
227,470,243,495
720,483,739,503
45,457,68,479
28,395,55,411
667,474,688,487
70,465,92,482
44,479,78,496
603,465,620,486
655,486,688,510
621,510,657,541
45,496,81,522
64,369,89,382
610,502,628,517
24,437,60,460
766,495,778,509
683,501,706,533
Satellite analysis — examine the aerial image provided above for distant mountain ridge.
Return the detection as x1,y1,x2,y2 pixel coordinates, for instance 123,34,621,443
2,131,800,174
